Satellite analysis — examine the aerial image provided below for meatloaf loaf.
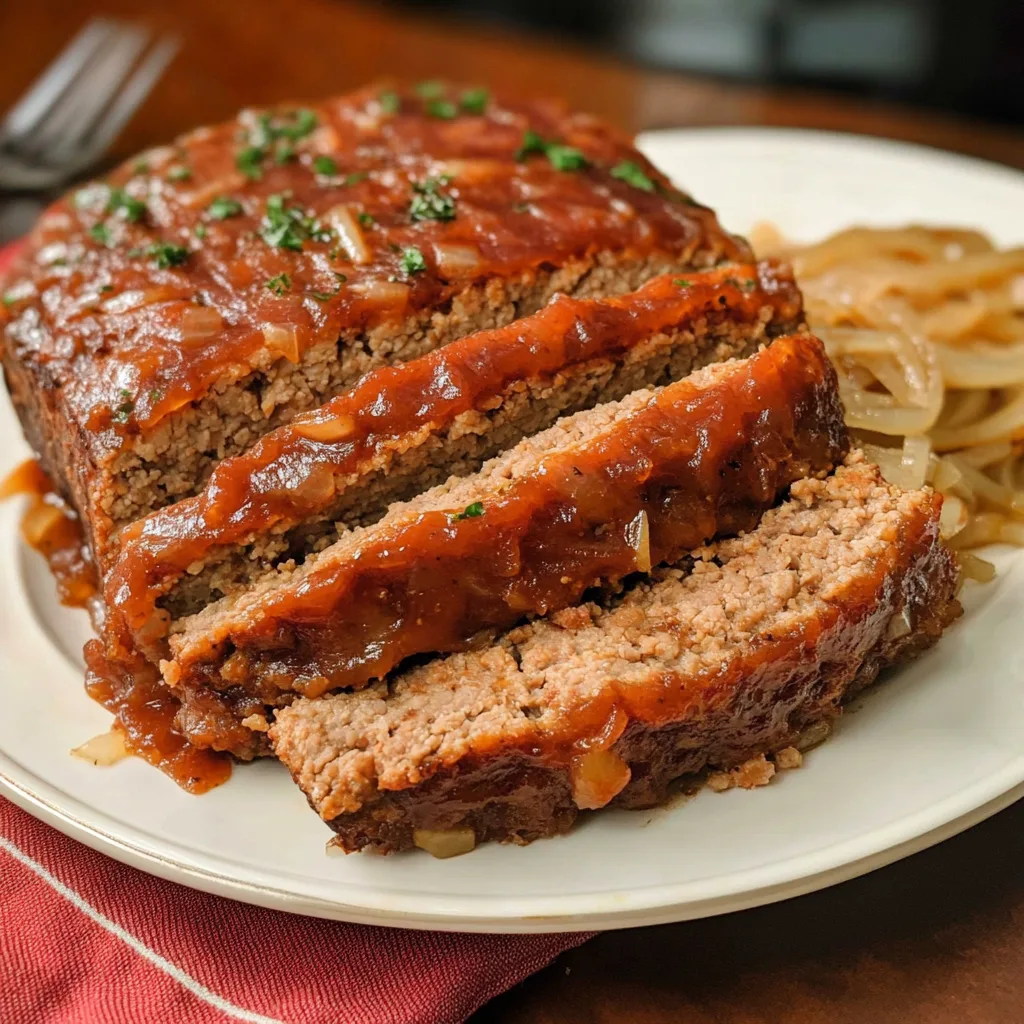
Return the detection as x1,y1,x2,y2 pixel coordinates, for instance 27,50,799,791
160,332,848,745
270,455,961,854
106,261,802,651
0,82,747,572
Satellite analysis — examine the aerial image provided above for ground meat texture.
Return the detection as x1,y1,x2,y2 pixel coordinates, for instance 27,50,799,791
106,260,803,650
161,331,848,740
0,82,748,573
269,455,961,854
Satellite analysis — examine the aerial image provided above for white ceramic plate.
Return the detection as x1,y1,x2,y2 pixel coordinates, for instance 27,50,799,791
2,128,1024,934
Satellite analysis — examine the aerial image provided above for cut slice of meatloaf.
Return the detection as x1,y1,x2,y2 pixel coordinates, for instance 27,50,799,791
269,455,962,854
0,82,748,572
106,261,802,648
161,330,848,732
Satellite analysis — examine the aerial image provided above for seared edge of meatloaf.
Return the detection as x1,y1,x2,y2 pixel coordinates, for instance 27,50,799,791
0,82,749,570
269,454,961,853
162,331,847,712
109,260,802,638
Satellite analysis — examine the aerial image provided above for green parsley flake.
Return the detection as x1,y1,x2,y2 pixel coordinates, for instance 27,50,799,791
112,389,134,424
99,284,114,293
313,155,338,176
610,160,655,192
2,292,15,307
260,194,332,251
274,142,297,165
409,177,456,222
673,278,692,288
400,247,427,275
133,159,150,175
357,212,375,228
378,90,400,115
514,129,547,161
194,224,208,239
414,80,445,99
167,165,192,182
460,87,489,114
344,171,368,186
545,144,589,172
149,388,164,402
236,146,264,181
265,272,292,295
89,223,112,246
207,196,243,220
450,501,484,521
148,241,189,269
107,188,147,223
426,98,457,120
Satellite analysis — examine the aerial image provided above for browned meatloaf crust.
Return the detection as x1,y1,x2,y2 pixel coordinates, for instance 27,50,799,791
161,332,848,749
0,82,748,572
107,261,803,651
269,455,961,854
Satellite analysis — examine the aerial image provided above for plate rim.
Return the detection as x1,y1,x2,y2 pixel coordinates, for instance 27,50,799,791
3,125,1024,932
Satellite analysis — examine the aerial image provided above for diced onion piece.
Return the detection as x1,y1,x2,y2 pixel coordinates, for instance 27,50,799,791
71,729,130,766
262,323,300,363
433,242,481,277
939,494,968,539
352,279,410,307
774,746,803,770
413,828,477,859
288,464,336,506
886,606,913,639
627,510,651,572
960,550,997,583
21,500,64,547
325,204,371,264
180,305,224,343
292,412,357,442
570,748,632,810
932,457,963,494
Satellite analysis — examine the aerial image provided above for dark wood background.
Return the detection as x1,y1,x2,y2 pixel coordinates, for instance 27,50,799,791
1,2,1023,1021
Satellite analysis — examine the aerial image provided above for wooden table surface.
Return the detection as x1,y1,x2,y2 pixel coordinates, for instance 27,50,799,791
1,2,1023,1021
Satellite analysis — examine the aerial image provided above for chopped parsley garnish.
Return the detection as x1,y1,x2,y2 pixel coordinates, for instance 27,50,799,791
357,211,375,227
414,80,445,99
460,87,489,114
99,284,114,293
426,98,457,119
313,155,338,176
133,159,150,174
344,171,368,186
236,145,264,181
514,129,547,161
194,224,208,239
449,501,484,521
378,90,400,114
148,241,189,269
673,278,692,288
112,389,134,424
545,144,589,171
149,388,164,402
512,201,530,214
265,272,292,295
409,177,456,222
724,276,757,293
400,246,427,275
610,160,655,192
260,193,332,251
166,165,192,182
106,187,147,223
88,223,111,246
514,130,589,171
207,196,243,220
274,142,297,165
2,292,15,307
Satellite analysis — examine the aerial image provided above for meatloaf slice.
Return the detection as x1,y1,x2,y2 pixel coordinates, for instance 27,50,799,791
107,261,802,652
162,330,848,730
270,455,961,854
0,82,748,572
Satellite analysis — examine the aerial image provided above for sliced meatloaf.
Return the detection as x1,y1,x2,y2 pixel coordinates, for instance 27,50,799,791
106,261,802,653
161,331,848,749
0,82,748,572
270,455,961,854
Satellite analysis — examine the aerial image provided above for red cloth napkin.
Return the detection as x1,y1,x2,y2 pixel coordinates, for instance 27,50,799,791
0,238,591,1021
0,797,589,1024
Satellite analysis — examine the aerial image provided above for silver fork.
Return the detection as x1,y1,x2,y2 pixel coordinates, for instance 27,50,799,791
0,18,178,192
